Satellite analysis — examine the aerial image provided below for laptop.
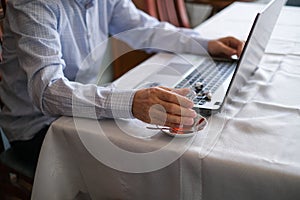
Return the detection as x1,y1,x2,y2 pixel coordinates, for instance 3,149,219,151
125,0,286,115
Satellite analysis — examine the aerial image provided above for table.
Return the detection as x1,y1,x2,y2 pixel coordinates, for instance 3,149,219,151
32,2,300,200
185,0,255,17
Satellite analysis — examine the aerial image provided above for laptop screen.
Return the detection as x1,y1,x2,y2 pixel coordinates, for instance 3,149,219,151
224,0,287,106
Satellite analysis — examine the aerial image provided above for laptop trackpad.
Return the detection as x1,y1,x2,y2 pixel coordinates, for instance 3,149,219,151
136,63,192,88
157,63,192,76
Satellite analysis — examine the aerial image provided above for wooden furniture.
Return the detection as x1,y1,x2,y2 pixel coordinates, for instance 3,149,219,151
112,0,190,79
0,145,34,200
140,0,191,28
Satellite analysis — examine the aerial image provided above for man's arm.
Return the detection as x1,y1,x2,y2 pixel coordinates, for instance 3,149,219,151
109,0,244,58
7,1,135,120
108,0,209,55
7,0,196,127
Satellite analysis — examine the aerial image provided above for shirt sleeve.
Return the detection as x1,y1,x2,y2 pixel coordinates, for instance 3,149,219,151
41,68,136,119
109,0,209,55
7,0,136,119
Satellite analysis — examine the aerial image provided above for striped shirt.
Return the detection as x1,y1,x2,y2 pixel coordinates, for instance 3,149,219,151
0,0,209,141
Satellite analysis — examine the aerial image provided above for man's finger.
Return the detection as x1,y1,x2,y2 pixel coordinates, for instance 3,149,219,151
149,109,195,126
157,100,197,117
219,42,237,57
159,87,191,99
153,87,194,108
172,88,191,96
225,37,245,57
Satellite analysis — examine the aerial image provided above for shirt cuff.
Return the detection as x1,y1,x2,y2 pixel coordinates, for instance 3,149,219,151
104,89,137,119
190,36,210,55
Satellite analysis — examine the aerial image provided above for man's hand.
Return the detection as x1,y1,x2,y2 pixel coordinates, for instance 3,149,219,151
132,87,197,128
208,36,244,58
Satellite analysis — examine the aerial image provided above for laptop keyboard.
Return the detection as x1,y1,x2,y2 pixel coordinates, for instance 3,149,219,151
175,61,236,105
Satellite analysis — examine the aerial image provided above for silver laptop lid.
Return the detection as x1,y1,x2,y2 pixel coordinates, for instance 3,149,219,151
225,0,287,103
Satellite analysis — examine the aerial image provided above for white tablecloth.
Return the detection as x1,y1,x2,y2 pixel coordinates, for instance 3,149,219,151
32,3,300,200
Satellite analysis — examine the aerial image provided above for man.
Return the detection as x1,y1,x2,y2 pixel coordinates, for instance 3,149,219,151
0,0,243,164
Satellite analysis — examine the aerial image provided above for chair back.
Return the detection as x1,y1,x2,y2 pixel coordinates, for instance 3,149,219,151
142,0,190,28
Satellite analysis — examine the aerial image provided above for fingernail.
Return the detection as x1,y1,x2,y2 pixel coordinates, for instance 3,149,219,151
188,118,195,126
184,117,194,126
188,101,195,108
191,110,197,117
